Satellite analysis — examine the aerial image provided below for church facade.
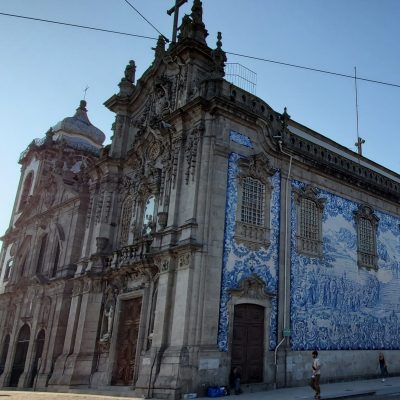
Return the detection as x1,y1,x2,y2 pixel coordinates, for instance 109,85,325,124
1,1,400,398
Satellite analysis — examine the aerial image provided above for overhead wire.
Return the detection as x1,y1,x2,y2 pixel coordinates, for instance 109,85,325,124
225,51,400,89
121,0,169,42
0,11,158,40
1,11,399,90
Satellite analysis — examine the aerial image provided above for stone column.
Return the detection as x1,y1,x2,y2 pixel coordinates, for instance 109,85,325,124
36,282,72,388
51,278,103,386
48,280,83,385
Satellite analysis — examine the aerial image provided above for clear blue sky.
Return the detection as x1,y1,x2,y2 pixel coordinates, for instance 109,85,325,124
1,0,399,245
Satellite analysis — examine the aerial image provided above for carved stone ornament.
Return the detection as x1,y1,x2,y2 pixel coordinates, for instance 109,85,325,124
178,253,191,269
293,184,326,210
154,256,170,273
72,280,83,296
238,153,275,184
185,125,203,184
229,275,274,300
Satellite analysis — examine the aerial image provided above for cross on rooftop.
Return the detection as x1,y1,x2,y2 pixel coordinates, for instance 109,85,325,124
167,0,188,44
83,85,89,100
355,137,365,156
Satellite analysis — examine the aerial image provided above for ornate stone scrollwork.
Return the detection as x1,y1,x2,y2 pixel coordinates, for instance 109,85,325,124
72,280,83,297
238,153,275,185
185,124,203,184
154,255,170,273
229,275,273,300
178,253,191,269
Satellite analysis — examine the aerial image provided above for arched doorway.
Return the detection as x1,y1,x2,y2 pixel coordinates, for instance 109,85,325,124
231,304,264,383
112,297,142,386
0,334,10,376
29,329,45,387
10,324,30,387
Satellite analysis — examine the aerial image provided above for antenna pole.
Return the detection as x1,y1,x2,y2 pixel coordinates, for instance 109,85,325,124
354,67,365,156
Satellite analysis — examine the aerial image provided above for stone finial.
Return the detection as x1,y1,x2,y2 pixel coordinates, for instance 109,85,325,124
281,107,291,130
216,31,223,50
124,60,136,83
211,32,227,79
153,36,166,61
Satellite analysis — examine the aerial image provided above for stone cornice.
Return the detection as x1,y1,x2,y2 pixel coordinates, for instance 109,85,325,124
283,130,400,203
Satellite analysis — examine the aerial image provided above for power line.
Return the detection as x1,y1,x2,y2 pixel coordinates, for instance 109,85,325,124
1,11,399,90
121,0,169,42
226,51,400,89
0,11,158,40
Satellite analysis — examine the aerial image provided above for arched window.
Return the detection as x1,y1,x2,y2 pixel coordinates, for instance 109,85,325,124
29,330,45,387
142,195,156,235
4,259,13,281
18,172,34,212
36,234,48,274
10,324,30,387
50,242,60,278
119,196,133,247
19,253,29,277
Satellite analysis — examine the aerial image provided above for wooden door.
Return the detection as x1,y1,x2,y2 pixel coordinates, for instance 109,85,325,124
231,304,264,383
112,297,142,385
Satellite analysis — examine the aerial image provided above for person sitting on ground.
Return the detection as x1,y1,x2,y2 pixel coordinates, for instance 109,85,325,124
229,366,242,395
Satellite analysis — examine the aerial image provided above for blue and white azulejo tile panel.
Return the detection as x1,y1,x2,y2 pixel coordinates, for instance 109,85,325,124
291,180,400,350
218,152,280,352
229,131,253,148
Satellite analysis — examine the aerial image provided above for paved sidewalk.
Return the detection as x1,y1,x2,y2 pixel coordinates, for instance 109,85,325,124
197,376,400,400
1,377,400,399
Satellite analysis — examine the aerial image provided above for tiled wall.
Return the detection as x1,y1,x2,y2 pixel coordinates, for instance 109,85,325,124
218,151,280,351
291,180,400,350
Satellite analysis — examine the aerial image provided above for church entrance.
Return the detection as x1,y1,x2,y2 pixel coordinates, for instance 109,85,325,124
112,297,142,386
231,304,264,383
28,329,45,388
10,324,30,387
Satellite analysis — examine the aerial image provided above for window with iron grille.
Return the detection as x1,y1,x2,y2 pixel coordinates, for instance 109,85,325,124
295,185,325,257
241,177,265,226
119,196,133,247
355,205,378,269
300,198,319,241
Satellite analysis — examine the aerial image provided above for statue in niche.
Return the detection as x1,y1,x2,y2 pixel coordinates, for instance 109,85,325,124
153,83,170,121
100,289,116,341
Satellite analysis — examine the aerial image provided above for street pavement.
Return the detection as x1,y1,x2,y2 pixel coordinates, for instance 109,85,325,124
1,376,400,399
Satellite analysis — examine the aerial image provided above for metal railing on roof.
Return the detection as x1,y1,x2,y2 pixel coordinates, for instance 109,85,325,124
225,63,257,95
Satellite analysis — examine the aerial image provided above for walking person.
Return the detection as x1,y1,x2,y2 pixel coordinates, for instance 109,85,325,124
310,350,321,400
378,352,388,382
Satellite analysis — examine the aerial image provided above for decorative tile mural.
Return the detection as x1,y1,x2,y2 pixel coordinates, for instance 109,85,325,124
291,180,400,350
229,131,253,148
218,152,280,351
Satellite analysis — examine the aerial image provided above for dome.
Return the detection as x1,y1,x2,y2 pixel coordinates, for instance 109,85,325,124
52,100,106,148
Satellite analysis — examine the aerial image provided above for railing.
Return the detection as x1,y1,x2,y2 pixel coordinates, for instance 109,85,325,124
225,63,257,95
